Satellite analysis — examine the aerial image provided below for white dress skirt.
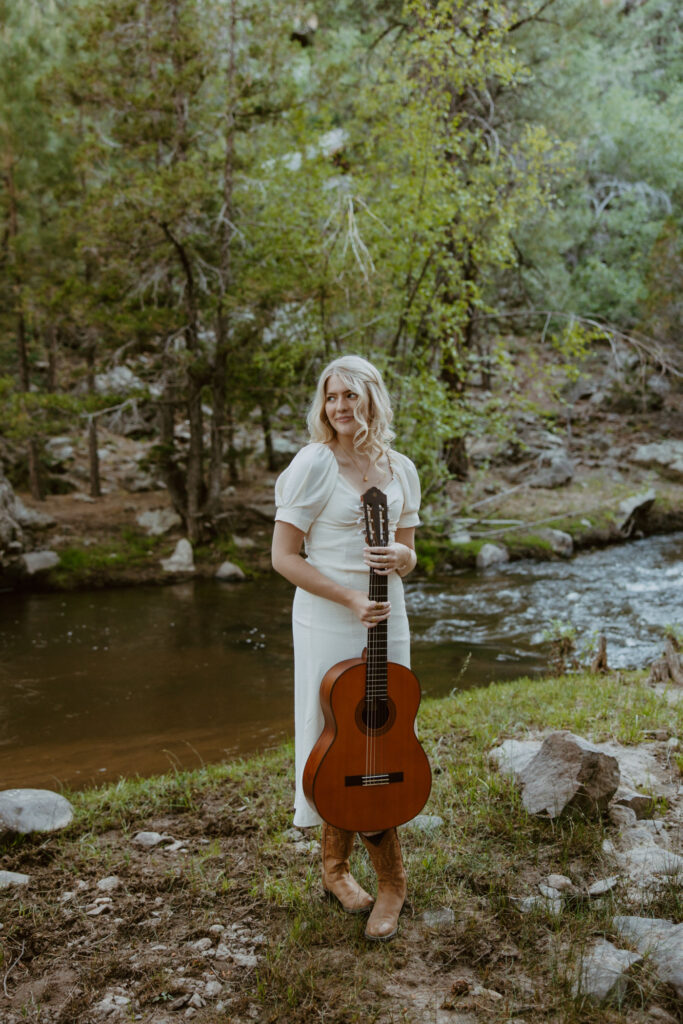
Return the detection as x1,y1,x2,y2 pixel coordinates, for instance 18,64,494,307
274,442,421,827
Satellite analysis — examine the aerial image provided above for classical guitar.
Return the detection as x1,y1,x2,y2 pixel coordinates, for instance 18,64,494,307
303,486,431,832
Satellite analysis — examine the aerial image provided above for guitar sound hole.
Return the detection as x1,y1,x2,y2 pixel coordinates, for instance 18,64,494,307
356,698,396,736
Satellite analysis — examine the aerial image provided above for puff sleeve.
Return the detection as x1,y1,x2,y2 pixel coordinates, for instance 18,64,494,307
274,443,338,533
390,451,421,528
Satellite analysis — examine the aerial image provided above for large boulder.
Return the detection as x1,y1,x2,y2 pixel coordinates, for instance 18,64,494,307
519,731,620,818
618,489,656,537
137,507,182,536
631,441,683,482
476,543,509,570
215,560,246,582
22,550,60,575
529,449,574,488
160,538,195,573
613,916,683,999
0,467,23,550
573,939,641,1001
13,495,55,531
0,788,74,834
537,527,573,558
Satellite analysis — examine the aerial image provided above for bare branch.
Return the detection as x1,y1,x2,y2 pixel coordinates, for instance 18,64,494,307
508,0,561,32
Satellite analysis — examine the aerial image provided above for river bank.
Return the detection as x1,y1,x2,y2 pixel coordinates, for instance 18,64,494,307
5,458,683,593
1,670,681,1023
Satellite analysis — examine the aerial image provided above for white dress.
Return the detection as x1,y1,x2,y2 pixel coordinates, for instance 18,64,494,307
274,442,421,827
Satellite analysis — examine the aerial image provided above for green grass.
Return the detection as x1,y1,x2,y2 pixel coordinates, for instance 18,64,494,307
2,672,681,1023
47,526,164,587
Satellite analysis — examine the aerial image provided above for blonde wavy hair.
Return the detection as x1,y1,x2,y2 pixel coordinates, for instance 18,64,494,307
307,355,395,459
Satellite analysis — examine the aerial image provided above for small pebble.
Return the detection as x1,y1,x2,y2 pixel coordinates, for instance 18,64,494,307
587,877,618,897
190,937,213,952
0,871,29,889
133,831,169,847
97,875,121,892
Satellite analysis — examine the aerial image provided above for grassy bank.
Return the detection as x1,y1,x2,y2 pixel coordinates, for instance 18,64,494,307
1,672,682,1023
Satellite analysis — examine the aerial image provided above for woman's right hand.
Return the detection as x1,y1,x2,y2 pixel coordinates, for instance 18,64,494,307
347,592,391,628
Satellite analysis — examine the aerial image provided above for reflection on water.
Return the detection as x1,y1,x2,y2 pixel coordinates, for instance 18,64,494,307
1,532,681,790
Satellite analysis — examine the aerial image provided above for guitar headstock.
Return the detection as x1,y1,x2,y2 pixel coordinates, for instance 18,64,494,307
361,487,389,548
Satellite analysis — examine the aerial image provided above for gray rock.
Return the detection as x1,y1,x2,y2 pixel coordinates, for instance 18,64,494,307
530,449,574,488
609,804,638,828
45,436,75,464
647,374,671,398
537,528,573,557
95,365,145,395
573,939,641,1001
449,529,472,545
615,846,683,880
160,539,195,573
614,789,657,819
587,876,619,897
136,507,182,536
417,907,455,928
13,496,55,530
405,814,444,832
631,441,683,482
0,469,23,550
539,882,563,899
476,543,509,570
0,788,73,834
545,874,578,894
489,738,543,777
133,831,171,847
518,731,620,818
215,560,246,582
613,916,683,998
517,894,563,916
232,535,256,550
97,875,121,892
94,992,131,1015
618,489,656,536
0,870,30,888
22,550,60,575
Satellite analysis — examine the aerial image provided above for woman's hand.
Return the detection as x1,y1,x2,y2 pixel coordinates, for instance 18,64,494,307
363,543,416,577
346,591,391,628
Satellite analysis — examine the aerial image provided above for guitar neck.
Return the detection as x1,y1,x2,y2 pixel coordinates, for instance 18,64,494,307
367,568,388,700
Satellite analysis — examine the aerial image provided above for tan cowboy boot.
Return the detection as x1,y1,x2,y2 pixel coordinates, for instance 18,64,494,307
360,829,406,941
321,823,374,914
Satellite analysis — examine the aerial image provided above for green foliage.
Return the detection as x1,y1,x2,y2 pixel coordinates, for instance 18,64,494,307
1,0,680,506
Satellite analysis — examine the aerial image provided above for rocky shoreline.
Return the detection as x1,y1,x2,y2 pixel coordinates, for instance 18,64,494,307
1,396,682,593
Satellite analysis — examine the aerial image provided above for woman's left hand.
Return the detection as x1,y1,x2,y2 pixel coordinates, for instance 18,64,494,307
363,543,413,576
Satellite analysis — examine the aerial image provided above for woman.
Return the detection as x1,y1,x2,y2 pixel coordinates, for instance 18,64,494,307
271,355,420,941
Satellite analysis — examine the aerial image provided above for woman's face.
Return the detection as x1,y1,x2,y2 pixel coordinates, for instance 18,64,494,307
324,373,361,437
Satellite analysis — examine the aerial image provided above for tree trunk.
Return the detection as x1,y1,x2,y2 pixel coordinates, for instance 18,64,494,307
88,417,101,498
185,372,204,543
261,404,276,472
226,403,239,484
46,324,58,392
17,312,43,500
160,223,205,541
206,0,237,516
207,338,227,515
157,383,187,517
27,439,43,501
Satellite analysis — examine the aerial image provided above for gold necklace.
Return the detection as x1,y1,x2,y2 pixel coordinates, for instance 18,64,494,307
346,446,372,482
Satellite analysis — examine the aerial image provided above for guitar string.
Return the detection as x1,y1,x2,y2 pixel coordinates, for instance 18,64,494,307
364,497,389,784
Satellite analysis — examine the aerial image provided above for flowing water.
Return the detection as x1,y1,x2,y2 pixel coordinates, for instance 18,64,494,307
1,532,681,791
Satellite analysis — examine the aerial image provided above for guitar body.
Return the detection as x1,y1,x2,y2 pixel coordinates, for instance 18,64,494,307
303,653,432,832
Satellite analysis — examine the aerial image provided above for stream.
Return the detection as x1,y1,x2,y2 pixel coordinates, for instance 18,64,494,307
1,532,681,791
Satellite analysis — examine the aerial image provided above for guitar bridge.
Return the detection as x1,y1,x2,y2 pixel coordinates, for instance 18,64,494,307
344,771,404,787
